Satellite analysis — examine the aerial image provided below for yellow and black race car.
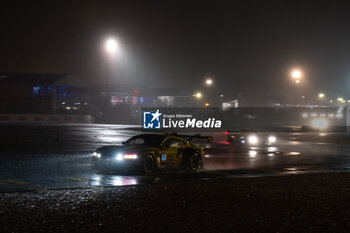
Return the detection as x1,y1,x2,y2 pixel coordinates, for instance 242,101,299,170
92,133,212,174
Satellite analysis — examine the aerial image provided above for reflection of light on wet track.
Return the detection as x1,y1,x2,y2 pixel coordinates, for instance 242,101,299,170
289,152,301,155
267,147,277,152
98,136,124,143
110,176,138,186
89,174,139,187
102,130,117,135
97,129,131,143
249,150,257,158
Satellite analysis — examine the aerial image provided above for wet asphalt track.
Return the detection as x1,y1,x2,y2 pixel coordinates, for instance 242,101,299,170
1,124,350,192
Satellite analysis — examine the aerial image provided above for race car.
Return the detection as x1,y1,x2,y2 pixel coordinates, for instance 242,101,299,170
92,133,211,174
226,130,277,151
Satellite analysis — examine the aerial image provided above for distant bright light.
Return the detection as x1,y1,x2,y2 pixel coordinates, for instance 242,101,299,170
194,92,202,99
291,69,302,79
248,135,258,145
337,97,344,102
295,79,300,84
318,93,325,98
105,38,118,54
205,78,213,86
302,113,308,118
328,113,335,118
205,102,210,107
310,118,329,130
268,136,277,143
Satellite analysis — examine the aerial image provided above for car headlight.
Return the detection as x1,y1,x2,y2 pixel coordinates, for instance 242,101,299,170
116,153,124,161
248,135,258,145
93,152,101,158
268,136,276,143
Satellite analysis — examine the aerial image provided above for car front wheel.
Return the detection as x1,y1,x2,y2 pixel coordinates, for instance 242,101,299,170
143,154,156,174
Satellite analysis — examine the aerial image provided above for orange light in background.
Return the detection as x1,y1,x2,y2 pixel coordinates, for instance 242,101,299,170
205,102,210,107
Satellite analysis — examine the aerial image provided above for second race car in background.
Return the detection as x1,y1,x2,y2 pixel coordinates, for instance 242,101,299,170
226,130,278,152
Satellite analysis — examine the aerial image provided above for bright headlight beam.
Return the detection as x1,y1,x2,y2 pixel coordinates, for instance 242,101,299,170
93,152,101,158
116,153,124,161
268,136,277,143
248,135,258,145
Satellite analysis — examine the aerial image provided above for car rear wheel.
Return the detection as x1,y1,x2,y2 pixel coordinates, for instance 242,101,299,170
143,154,156,174
187,153,201,171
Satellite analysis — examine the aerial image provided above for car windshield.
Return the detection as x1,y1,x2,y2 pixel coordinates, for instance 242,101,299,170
125,134,165,146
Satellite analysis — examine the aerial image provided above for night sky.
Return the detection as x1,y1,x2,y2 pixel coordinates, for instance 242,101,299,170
1,1,350,103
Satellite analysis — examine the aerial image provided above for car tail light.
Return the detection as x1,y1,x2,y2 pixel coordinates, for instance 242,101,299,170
124,154,138,159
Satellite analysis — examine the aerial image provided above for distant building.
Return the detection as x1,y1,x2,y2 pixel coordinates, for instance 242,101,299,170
89,84,194,123
0,73,90,115
0,73,195,124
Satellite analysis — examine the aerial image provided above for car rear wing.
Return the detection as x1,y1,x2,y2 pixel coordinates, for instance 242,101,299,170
167,133,213,142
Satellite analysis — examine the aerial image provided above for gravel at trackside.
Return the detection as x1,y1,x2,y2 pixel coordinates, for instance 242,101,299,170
1,173,350,233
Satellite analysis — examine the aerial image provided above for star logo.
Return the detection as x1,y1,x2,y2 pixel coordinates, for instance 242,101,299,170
151,109,162,122
143,109,162,129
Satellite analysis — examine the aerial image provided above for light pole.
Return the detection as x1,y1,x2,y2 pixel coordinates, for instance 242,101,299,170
204,78,213,106
290,69,303,126
290,69,302,107
205,78,213,86
105,38,118,54
104,38,119,85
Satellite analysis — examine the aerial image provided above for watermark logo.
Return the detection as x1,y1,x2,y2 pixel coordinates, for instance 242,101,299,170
143,109,162,129
142,108,222,131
